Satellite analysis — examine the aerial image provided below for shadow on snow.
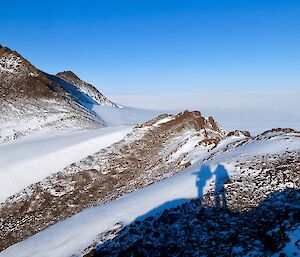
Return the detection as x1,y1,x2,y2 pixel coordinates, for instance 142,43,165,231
90,164,299,257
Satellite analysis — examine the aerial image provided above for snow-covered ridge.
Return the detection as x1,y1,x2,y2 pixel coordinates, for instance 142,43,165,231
0,110,226,251
0,43,165,143
1,44,299,256
1,128,299,257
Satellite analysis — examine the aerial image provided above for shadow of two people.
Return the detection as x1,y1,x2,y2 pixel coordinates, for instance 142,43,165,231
135,164,230,222
194,164,230,208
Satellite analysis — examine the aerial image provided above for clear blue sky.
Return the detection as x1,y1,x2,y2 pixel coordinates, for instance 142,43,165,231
1,0,300,94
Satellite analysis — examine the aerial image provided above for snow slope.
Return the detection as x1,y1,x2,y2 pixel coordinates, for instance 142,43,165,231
92,105,164,126
0,46,107,143
0,163,211,257
0,110,226,252
2,131,299,257
0,126,132,203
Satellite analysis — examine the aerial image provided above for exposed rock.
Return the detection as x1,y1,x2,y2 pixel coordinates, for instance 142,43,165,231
86,150,300,257
91,188,300,257
226,130,251,138
79,129,300,257
56,71,117,107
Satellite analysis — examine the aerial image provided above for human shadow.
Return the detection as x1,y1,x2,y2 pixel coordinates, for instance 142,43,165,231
214,164,230,209
193,165,213,200
92,164,232,256
193,164,230,209
135,165,214,221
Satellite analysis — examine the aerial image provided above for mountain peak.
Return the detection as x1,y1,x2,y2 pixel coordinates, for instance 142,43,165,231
56,70,81,81
56,70,118,107
0,45,13,54
0,46,39,77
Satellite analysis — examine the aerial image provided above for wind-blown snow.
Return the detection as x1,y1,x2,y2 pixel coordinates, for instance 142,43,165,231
0,126,132,203
2,133,299,257
92,105,164,126
212,133,300,164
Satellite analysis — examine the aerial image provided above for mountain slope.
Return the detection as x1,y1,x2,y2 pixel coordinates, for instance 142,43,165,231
0,126,132,203
0,111,225,251
0,46,117,143
1,127,299,257
1,46,299,257
94,189,300,257
56,71,118,107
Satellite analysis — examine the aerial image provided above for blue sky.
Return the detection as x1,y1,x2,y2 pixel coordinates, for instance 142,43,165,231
1,0,300,94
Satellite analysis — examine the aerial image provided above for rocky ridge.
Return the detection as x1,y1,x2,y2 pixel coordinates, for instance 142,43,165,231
0,110,225,251
84,132,300,257
56,71,117,107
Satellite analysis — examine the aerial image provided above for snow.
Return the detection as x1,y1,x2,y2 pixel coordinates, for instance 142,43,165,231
0,54,22,73
109,91,300,135
0,97,105,143
0,163,209,257
1,114,60,140
272,224,300,257
2,132,299,257
212,133,300,164
0,54,36,76
170,137,201,160
153,117,174,127
92,105,164,126
232,246,244,254
0,126,132,203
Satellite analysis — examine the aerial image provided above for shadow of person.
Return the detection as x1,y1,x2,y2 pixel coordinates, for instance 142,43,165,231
136,165,213,222
214,164,230,209
192,165,213,202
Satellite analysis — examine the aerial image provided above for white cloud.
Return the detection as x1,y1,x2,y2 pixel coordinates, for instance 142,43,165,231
109,91,300,135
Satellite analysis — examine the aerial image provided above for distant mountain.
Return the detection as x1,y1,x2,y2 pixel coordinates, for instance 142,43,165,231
0,45,117,142
56,71,118,107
